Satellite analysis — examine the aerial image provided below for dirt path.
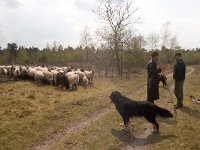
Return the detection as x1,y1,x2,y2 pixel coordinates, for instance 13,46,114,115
31,82,146,150
122,67,194,150
32,107,113,150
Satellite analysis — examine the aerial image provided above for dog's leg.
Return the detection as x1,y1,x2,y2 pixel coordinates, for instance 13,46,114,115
145,115,159,133
153,122,159,133
122,116,129,131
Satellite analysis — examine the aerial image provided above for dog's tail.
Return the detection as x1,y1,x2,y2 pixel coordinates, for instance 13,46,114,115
155,105,173,118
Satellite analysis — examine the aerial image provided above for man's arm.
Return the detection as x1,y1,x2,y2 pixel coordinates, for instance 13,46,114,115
148,63,161,78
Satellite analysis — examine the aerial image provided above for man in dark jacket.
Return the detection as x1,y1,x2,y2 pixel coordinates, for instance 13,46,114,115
173,53,186,109
147,52,162,103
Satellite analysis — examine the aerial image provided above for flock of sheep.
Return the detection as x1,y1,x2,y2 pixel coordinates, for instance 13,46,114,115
0,65,95,90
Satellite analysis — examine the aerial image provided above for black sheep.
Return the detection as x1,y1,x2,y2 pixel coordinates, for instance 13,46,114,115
56,72,69,89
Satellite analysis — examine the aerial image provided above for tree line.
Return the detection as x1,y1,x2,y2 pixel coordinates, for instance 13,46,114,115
0,42,199,73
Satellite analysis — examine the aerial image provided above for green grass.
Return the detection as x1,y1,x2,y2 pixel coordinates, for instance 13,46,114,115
0,73,145,150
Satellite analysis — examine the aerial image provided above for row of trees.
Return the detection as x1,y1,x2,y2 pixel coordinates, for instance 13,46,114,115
0,42,200,72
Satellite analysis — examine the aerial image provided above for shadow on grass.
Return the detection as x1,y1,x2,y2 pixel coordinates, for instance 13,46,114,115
145,132,177,145
179,106,200,117
111,128,136,144
111,128,176,148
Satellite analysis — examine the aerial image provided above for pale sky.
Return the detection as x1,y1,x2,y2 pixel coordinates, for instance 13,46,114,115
0,0,200,49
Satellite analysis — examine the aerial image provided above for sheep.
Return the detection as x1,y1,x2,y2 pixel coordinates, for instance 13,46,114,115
67,73,79,90
66,71,75,78
56,67,63,73
13,66,21,80
50,69,59,84
74,70,85,84
20,66,29,79
34,70,44,82
28,67,37,80
0,66,8,78
42,70,54,85
35,66,48,72
76,68,84,72
84,70,95,84
5,65,13,78
62,67,69,73
82,76,89,87
56,72,69,89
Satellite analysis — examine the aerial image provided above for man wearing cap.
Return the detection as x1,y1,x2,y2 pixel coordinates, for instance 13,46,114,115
147,52,162,103
173,53,186,109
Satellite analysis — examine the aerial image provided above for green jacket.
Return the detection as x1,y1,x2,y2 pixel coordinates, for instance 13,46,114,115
173,59,186,81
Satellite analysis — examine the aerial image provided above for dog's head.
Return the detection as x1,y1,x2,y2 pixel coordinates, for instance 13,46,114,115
109,91,121,103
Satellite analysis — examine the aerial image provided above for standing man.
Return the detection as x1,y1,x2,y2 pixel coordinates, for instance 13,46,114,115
173,53,186,109
147,52,162,103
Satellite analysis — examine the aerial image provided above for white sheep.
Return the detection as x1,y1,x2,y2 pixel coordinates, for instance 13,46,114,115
67,73,79,90
42,70,54,85
28,67,37,79
84,70,95,84
13,66,21,79
82,76,89,87
50,69,59,84
66,71,75,78
21,66,28,74
74,70,85,84
20,66,29,78
35,66,48,72
0,66,8,78
5,65,13,77
34,70,44,82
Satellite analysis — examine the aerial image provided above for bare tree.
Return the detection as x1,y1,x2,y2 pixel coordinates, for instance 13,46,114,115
95,0,140,77
147,32,159,50
80,25,93,68
169,35,178,49
80,25,93,48
160,22,179,63
160,21,171,48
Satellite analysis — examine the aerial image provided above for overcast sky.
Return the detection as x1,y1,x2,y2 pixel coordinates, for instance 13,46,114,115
0,0,200,49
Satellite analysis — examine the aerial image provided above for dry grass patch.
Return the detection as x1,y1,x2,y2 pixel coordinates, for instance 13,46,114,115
147,66,200,150
0,74,146,150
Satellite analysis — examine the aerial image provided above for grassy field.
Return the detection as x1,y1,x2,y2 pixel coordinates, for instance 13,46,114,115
0,66,199,150
0,71,146,150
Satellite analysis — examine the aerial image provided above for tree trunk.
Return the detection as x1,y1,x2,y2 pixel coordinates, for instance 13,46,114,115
105,52,114,77
120,52,123,77
115,49,121,77
87,49,89,69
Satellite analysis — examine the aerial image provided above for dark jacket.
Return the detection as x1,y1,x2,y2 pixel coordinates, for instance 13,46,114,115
147,59,161,102
173,59,186,81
